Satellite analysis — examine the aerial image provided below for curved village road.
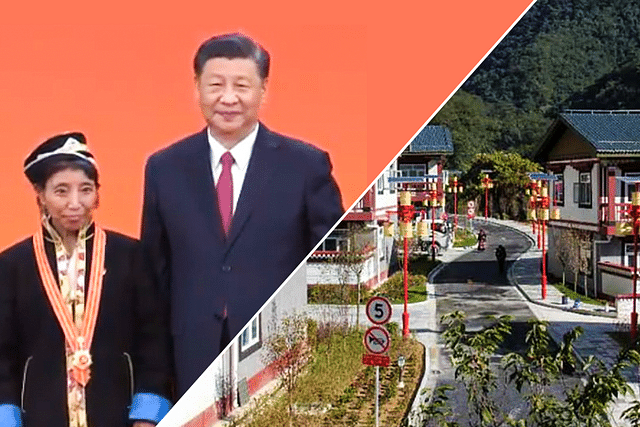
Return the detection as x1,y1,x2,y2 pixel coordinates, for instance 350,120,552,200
433,221,534,338
413,221,543,425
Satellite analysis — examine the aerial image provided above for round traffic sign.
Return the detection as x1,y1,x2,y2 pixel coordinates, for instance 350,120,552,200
363,326,391,354
365,296,392,325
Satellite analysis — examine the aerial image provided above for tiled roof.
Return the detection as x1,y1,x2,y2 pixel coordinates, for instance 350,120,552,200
407,125,453,154
561,111,640,153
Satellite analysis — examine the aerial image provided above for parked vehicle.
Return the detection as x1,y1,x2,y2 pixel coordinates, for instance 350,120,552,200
419,219,453,256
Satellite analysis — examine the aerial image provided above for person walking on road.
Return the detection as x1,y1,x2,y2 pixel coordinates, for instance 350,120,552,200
477,228,487,251
495,244,507,273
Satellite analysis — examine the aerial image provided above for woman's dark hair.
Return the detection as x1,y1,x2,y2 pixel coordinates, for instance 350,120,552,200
29,155,100,190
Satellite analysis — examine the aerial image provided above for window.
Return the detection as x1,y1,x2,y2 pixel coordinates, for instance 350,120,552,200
377,174,385,195
398,164,426,178
625,244,640,268
317,231,348,252
240,316,260,352
319,238,337,251
626,173,640,202
554,174,564,206
573,172,591,208
389,164,396,194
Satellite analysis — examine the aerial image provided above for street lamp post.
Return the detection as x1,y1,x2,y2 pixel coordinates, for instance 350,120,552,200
629,185,640,340
528,173,560,301
399,189,414,338
481,173,494,221
614,176,640,341
449,175,463,235
388,174,440,338
539,182,550,300
429,183,438,261
527,181,540,244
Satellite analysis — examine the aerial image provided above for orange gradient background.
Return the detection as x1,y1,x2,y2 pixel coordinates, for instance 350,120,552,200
0,0,534,249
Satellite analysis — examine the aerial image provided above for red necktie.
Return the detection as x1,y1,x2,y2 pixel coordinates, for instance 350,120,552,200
217,152,234,234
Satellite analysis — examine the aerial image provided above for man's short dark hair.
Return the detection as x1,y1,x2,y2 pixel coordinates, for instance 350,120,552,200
194,33,270,80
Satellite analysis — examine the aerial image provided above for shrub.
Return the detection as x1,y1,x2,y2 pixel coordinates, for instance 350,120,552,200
308,283,371,304
375,271,426,302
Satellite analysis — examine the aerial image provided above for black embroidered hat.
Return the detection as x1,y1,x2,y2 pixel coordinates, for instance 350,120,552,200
24,132,97,184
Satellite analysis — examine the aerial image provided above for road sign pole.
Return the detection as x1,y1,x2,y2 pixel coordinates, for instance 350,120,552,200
375,366,380,427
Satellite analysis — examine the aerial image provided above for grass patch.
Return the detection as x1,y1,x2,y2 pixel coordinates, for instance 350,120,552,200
454,228,477,247
374,272,427,304
232,321,424,427
308,255,439,305
551,283,607,306
307,284,369,305
293,327,364,403
407,255,440,277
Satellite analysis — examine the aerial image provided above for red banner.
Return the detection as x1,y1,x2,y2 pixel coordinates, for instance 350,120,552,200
362,354,390,367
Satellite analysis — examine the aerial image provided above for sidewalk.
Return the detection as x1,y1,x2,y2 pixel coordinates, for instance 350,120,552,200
489,218,614,316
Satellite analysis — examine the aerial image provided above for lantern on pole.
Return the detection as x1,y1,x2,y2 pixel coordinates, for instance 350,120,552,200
615,176,640,341
528,172,560,301
480,172,494,220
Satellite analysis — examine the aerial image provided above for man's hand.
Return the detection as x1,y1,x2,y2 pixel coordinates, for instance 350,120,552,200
133,422,156,427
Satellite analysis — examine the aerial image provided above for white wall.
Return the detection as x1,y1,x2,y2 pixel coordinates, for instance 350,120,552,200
375,162,399,214
236,266,307,382
307,254,378,286
602,270,633,296
557,164,599,225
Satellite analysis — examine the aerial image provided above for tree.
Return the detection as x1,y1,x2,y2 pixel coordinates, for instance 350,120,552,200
559,228,592,296
261,314,311,425
332,222,374,328
464,151,541,221
431,91,501,171
551,227,570,287
411,311,640,426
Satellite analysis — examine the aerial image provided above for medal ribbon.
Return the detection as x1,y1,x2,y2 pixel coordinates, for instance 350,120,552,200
33,226,106,386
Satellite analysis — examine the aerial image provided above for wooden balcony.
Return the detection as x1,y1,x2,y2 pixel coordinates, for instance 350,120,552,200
345,189,375,221
599,201,632,235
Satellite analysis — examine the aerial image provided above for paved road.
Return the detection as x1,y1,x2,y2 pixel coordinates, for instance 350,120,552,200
413,222,538,424
433,222,533,339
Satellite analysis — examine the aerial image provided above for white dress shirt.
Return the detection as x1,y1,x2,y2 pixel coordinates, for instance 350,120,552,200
208,125,259,215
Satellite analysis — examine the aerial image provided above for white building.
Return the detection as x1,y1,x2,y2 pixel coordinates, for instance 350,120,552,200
158,266,308,427
534,110,640,298
307,125,454,290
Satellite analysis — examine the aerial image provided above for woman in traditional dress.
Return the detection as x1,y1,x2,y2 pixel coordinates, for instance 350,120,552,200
0,133,172,427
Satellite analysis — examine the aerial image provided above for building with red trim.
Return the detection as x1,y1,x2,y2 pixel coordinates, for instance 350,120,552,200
307,125,454,290
534,110,640,298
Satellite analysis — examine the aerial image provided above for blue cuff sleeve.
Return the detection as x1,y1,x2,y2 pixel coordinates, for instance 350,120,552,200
0,404,22,427
128,393,172,424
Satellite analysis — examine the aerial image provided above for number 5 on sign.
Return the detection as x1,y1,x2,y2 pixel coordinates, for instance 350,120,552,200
366,296,392,325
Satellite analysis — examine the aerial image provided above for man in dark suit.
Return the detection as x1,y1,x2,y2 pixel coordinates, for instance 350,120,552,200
140,33,343,396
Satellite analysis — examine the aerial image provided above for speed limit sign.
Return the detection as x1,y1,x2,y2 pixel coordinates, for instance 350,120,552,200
366,296,392,325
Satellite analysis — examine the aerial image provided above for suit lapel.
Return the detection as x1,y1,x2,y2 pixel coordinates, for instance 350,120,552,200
186,129,226,244
225,125,279,250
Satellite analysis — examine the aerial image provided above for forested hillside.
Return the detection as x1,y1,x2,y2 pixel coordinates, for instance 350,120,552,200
432,0,640,170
